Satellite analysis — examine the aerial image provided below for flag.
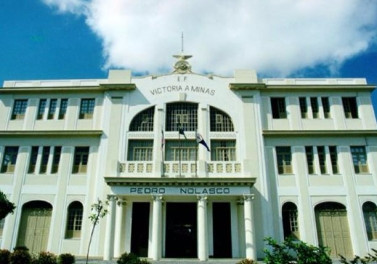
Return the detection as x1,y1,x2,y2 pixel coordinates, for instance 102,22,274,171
196,131,210,151
178,124,187,139
161,129,165,149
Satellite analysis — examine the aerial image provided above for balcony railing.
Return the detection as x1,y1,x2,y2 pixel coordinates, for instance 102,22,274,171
119,161,242,177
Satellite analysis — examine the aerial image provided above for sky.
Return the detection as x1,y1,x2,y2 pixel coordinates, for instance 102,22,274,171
1,0,377,116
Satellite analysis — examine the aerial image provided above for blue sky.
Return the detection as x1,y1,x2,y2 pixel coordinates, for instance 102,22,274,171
1,0,377,116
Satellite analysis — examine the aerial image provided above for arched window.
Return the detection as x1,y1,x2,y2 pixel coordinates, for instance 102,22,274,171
166,103,198,131
363,202,377,240
210,107,234,132
282,202,299,239
129,106,155,131
65,201,83,239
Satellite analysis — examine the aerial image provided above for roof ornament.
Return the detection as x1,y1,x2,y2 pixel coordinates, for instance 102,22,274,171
173,32,192,74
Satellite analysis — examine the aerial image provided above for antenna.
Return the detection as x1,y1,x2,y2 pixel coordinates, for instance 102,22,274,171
181,32,184,54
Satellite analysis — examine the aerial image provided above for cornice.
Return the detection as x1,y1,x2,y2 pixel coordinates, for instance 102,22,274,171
105,177,256,187
229,83,375,92
263,130,377,137
0,130,103,137
0,84,136,94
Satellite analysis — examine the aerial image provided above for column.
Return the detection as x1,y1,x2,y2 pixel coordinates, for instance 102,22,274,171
104,196,117,261
243,194,256,260
151,195,163,260
114,199,126,258
197,195,208,261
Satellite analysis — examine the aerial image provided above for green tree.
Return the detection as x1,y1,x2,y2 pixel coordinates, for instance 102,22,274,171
0,191,15,220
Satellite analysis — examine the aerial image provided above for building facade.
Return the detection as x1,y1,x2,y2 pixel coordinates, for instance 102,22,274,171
1,56,377,261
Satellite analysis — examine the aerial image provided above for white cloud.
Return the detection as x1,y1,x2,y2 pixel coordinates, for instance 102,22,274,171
42,0,377,76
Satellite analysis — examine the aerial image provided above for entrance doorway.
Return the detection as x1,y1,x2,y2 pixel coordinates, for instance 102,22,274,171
165,203,197,258
131,202,150,257
17,201,52,253
212,202,232,258
315,202,353,259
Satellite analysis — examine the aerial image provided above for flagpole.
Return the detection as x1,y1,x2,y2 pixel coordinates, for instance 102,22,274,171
179,128,181,177
195,130,198,177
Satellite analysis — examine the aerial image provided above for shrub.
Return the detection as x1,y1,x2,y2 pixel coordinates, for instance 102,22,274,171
264,237,332,264
236,259,256,264
339,248,377,263
33,252,57,264
10,247,32,264
57,253,75,264
0,249,11,264
0,191,16,220
117,252,150,264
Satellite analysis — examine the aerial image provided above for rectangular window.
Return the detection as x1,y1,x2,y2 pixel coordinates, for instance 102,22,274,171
28,146,39,173
342,97,358,118
51,146,62,174
48,99,57,119
166,103,198,132
72,147,89,173
322,97,330,118
329,146,339,174
317,146,327,174
79,98,95,119
271,98,287,119
305,146,315,174
276,146,292,174
310,97,319,118
37,99,47,120
39,146,50,174
165,140,197,161
127,140,153,161
299,97,307,118
351,146,368,173
11,99,28,120
58,99,68,119
1,146,19,173
211,140,236,161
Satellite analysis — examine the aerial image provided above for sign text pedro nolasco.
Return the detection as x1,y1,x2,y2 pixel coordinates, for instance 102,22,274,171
125,186,250,195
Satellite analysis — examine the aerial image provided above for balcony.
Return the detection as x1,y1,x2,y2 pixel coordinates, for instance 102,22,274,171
118,161,242,177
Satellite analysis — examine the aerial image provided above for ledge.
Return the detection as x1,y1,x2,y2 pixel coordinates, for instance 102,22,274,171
0,130,103,137
105,177,256,187
229,83,375,91
0,84,136,93
263,130,377,137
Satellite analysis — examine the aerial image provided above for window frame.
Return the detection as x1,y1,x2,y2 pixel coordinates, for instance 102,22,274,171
1,146,19,173
79,98,95,119
351,146,368,174
11,99,28,120
271,97,287,119
276,146,292,174
72,147,89,173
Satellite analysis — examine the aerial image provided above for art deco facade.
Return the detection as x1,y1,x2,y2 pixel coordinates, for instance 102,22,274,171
1,56,377,261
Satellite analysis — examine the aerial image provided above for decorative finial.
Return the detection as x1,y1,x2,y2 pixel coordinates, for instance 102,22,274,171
173,32,192,74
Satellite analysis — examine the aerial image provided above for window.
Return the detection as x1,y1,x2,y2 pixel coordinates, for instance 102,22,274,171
129,107,154,131
165,140,197,161
28,146,39,173
79,98,95,119
299,97,307,118
1,147,19,173
11,99,28,120
329,146,339,174
322,97,330,118
65,201,83,238
59,99,68,119
271,98,287,119
39,146,50,174
310,97,319,118
342,97,358,119
166,103,198,131
51,146,62,173
72,147,89,173
47,99,57,119
317,146,326,174
305,146,315,174
363,202,377,241
127,140,153,161
210,107,234,131
351,146,368,173
282,202,299,240
37,99,47,120
211,140,236,161
276,147,292,174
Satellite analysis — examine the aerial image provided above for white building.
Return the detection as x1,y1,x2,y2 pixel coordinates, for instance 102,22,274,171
1,55,377,261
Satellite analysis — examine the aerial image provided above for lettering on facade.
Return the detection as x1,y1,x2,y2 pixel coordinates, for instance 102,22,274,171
150,85,215,96
128,187,231,195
